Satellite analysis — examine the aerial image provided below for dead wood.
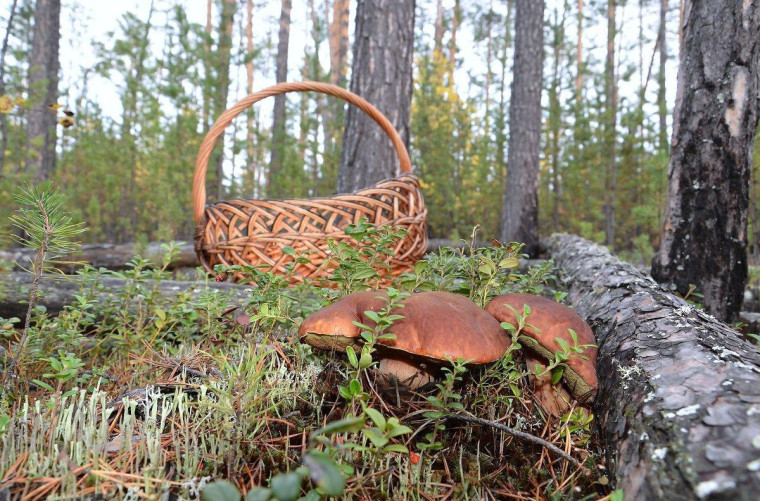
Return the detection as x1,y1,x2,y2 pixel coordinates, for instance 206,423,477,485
0,271,250,320
546,233,760,500
0,239,489,273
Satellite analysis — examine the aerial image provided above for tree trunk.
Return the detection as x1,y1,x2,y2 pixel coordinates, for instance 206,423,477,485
434,0,444,54
575,0,583,96
123,1,154,242
549,6,566,233
0,272,251,320
328,0,349,87
268,0,292,197
657,0,669,152
336,0,415,193
500,0,543,256
202,0,212,132
651,0,760,323
547,233,760,500
25,0,61,181
0,0,19,177
210,0,236,201
245,0,257,197
447,0,459,84
603,0,617,248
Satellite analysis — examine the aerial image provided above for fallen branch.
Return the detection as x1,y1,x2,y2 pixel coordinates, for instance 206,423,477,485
447,412,584,469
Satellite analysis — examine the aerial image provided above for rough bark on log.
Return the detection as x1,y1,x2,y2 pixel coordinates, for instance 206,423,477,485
0,272,250,320
546,233,760,500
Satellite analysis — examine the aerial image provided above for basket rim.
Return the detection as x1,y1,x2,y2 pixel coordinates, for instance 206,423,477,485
203,172,422,209
193,81,414,227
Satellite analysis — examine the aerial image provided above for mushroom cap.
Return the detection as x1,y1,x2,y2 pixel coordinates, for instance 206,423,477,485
485,293,598,402
299,291,509,364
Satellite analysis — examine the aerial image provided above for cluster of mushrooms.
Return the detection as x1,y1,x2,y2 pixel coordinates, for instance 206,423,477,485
299,291,598,416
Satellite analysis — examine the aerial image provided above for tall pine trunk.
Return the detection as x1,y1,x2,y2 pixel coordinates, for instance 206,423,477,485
25,0,61,181
651,0,760,322
549,6,566,232
268,0,292,197
337,0,415,193
328,0,349,88
0,0,19,178
245,0,257,197
657,0,668,152
500,0,544,256
603,0,617,248
210,0,236,201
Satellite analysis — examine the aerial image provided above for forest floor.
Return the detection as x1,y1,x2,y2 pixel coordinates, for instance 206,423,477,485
0,232,615,500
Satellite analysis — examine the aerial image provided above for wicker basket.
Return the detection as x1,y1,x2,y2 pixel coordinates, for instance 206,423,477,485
193,81,428,283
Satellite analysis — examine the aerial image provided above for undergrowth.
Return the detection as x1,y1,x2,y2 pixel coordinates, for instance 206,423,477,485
0,189,610,500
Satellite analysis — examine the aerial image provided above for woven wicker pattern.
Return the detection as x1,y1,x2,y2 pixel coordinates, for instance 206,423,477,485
193,82,428,283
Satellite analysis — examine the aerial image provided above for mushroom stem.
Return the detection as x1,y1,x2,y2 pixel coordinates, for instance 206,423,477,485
378,355,435,389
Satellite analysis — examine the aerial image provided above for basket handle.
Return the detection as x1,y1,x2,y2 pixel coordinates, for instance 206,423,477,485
193,81,412,225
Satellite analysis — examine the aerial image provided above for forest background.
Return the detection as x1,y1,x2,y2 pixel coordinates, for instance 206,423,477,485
1,0,754,269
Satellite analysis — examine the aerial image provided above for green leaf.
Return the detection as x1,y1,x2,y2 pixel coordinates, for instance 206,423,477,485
385,425,413,438
31,379,55,391
270,472,302,501
154,308,166,322
499,257,519,269
556,337,570,352
346,346,358,369
363,407,386,430
338,386,353,400
202,480,242,501
358,352,373,370
382,443,409,454
245,487,271,501
349,378,362,395
311,416,364,438
423,411,444,419
363,310,381,324
362,427,389,448
550,367,564,385
352,268,378,280
303,452,345,497
301,490,321,501
568,328,578,344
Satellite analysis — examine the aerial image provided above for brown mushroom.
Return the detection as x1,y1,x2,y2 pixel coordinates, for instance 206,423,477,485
485,293,598,404
299,291,509,389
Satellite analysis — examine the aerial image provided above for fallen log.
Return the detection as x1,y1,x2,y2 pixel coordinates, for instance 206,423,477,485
0,239,481,273
0,271,251,320
0,241,199,273
546,233,760,500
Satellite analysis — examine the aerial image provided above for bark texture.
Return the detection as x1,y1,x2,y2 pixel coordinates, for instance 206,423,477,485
337,0,415,193
25,0,61,181
0,272,250,320
651,0,760,323
547,233,760,500
268,0,292,197
500,0,544,256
